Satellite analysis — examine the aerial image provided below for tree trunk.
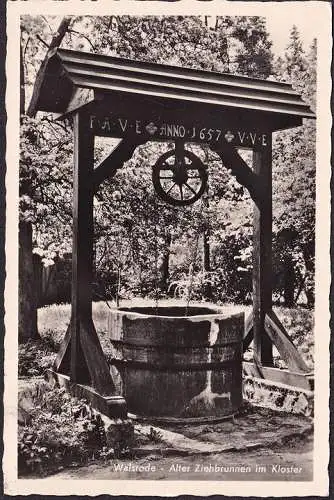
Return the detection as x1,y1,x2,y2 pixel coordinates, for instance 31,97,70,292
19,222,39,341
19,17,73,341
202,229,212,299
160,230,171,292
303,240,315,308
283,253,295,307
19,39,40,342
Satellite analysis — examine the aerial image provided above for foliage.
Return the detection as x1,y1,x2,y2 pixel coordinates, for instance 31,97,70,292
83,15,273,77
18,339,57,377
20,116,73,261
272,27,316,306
18,386,111,476
275,306,314,369
107,420,135,458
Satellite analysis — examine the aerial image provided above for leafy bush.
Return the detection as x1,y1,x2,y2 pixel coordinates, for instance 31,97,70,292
18,385,111,476
18,340,56,377
275,306,314,369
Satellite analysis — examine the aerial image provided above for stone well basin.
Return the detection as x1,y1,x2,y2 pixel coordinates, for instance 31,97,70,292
108,305,244,423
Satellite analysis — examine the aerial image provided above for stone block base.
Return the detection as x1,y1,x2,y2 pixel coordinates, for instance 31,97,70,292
243,375,314,417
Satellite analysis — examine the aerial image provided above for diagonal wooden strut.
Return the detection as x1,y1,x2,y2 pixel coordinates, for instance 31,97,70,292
243,311,254,351
243,309,311,375
54,323,71,373
54,318,116,395
264,310,310,373
211,142,264,207
93,139,146,190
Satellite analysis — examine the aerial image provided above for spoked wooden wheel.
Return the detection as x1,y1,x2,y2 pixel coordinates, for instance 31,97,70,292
152,147,208,206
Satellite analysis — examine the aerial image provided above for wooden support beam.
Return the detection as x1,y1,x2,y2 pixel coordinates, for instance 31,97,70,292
252,137,273,367
211,142,263,207
51,109,127,417
47,370,127,418
93,139,146,190
243,361,313,391
80,318,118,395
265,310,310,373
243,309,310,373
70,110,117,394
71,110,95,383
54,322,91,385
53,110,124,402
243,311,253,351
54,323,71,372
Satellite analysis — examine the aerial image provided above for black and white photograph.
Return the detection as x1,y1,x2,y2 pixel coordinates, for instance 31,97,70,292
4,1,331,497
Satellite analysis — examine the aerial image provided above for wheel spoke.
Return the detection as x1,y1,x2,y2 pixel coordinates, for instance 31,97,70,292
166,183,177,195
159,176,174,180
161,165,175,171
185,182,197,195
179,184,183,201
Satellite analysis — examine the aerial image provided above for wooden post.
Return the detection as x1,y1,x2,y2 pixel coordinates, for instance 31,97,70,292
252,136,273,367
50,111,127,416
71,110,95,382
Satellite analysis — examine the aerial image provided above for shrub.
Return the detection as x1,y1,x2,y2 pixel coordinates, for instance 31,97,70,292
18,385,111,476
18,340,56,377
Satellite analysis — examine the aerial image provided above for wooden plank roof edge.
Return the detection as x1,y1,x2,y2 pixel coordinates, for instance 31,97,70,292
27,47,68,117
55,48,315,118
55,47,294,89
61,62,311,108
31,47,315,119
69,74,316,118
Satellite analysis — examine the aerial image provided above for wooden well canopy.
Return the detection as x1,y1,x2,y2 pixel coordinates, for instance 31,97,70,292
31,48,314,129
29,48,315,418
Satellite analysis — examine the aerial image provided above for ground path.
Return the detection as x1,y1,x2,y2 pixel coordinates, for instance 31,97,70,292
19,377,313,481
42,407,313,481
44,436,313,481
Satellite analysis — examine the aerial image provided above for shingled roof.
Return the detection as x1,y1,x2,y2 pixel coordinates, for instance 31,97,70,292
28,48,315,123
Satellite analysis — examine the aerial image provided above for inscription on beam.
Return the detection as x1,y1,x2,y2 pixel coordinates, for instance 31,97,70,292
89,115,268,149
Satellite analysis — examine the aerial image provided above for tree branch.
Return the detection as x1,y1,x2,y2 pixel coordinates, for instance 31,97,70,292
68,29,97,52
41,16,53,34
36,34,49,49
